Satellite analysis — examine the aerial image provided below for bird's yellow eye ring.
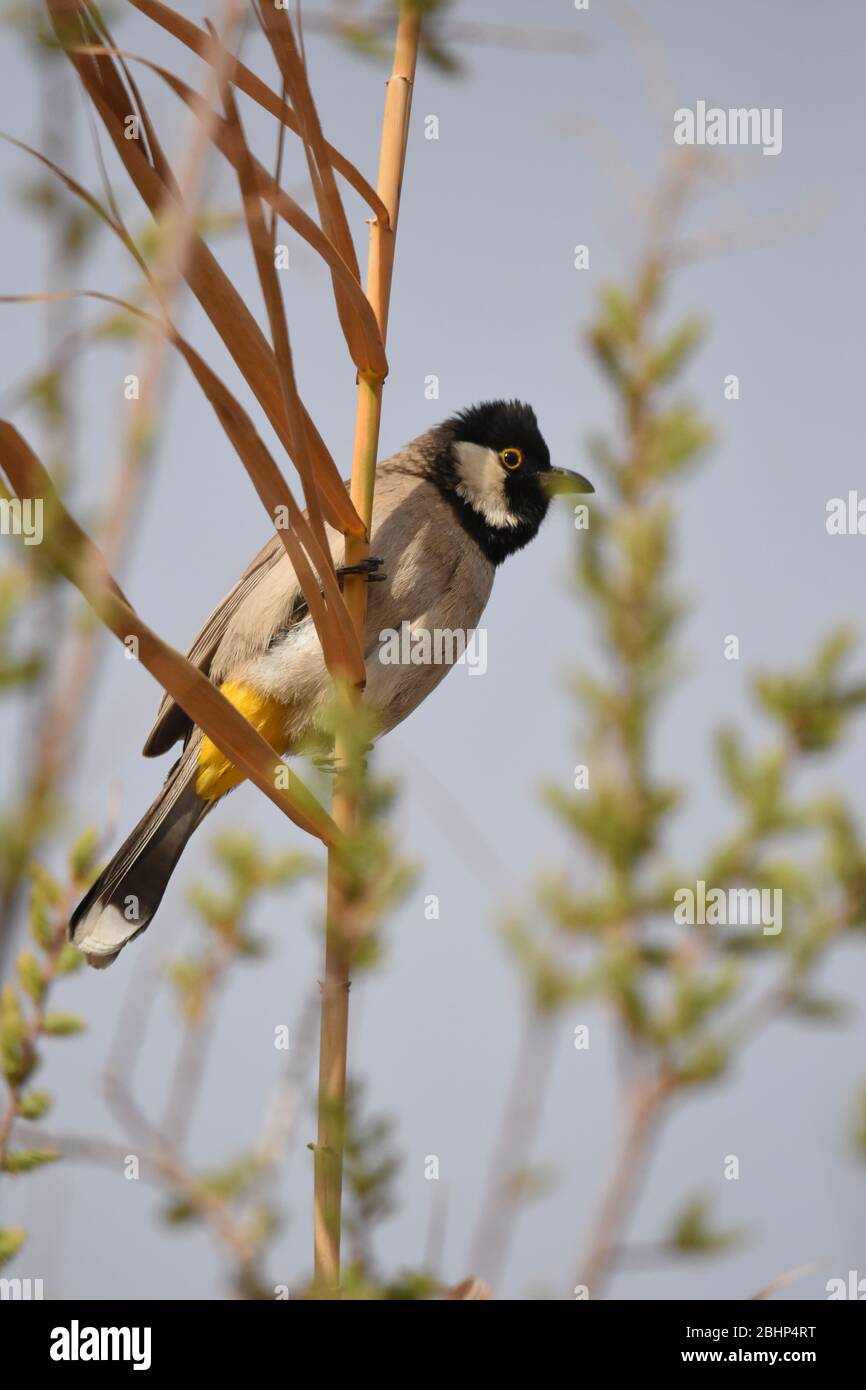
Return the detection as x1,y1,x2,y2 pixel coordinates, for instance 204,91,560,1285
499,447,523,470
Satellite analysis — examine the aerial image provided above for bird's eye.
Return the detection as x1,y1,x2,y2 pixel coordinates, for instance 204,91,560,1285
499,447,523,470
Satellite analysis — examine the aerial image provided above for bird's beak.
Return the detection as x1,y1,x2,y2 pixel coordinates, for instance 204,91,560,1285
542,466,594,496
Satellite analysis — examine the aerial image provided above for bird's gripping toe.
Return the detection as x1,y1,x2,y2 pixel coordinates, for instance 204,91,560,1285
335,555,387,584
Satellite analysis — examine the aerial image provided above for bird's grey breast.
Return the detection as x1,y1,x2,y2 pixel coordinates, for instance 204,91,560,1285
363,470,495,732
225,463,494,742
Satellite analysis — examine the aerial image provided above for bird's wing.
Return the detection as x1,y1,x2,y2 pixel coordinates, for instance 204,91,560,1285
142,446,436,758
142,532,291,757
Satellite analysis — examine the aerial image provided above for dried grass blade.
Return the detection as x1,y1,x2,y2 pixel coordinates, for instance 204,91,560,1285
78,45,387,379
127,0,388,224
171,336,365,684
0,421,338,845
254,2,374,366
0,131,355,543
46,2,363,536
84,0,180,197
255,1,360,278
218,83,329,559
0,132,150,280
0,286,365,684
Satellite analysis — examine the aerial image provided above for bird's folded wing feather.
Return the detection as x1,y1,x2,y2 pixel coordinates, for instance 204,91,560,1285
141,455,432,759
142,532,295,757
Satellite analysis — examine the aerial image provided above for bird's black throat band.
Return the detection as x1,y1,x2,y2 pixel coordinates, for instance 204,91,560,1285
425,449,551,566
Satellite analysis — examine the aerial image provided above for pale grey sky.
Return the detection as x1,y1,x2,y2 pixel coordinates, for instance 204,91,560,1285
1,0,865,1300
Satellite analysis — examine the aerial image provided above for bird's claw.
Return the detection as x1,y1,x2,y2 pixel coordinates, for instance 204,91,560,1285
336,555,387,584
312,744,373,777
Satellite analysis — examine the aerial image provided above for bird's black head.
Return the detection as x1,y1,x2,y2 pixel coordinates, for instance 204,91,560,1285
427,399,592,566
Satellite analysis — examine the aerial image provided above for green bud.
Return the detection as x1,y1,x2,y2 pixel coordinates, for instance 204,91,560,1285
56,944,84,975
669,1195,742,1254
68,827,99,883
0,1226,27,1269
41,1012,86,1037
16,950,45,1005
0,985,34,1086
648,318,704,384
28,881,54,952
674,1038,728,1087
17,1089,53,1120
2,1148,61,1174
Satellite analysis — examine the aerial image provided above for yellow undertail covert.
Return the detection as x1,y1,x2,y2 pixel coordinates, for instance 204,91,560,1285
195,680,290,800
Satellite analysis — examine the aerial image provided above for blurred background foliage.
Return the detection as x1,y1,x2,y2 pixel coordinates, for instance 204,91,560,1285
486,210,866,1295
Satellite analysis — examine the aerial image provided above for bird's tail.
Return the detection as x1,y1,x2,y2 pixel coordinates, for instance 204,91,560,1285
69,756,213,969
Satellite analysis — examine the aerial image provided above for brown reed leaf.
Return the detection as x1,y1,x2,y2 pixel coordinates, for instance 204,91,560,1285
87,0,180,197
127,0,388,224
0,422,338,845
116,2,386,371
0,286,365,686
91,44,387,376
0,133,150,280
218,82,330,556
445,1276,493,1300
45,0,364,538
253,1,370,359
168,333,364,684
750,1263,817,1301
0,134,354,638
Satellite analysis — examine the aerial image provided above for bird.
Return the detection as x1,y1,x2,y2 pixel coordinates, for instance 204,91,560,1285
70,399,593,967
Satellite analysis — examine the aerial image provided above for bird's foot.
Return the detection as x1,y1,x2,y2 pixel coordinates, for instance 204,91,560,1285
335,555,386,585
312,743,373,776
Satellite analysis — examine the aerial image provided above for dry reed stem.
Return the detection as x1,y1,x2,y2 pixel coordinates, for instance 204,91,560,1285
575,1071,672,1298
750,1264,817,1301
313,5,422,1291
468,1013,558,1287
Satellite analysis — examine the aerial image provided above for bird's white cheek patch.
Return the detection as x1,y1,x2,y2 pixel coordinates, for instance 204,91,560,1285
452,441,519,529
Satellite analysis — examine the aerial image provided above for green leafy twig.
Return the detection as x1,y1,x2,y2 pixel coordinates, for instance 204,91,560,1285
0,832,93,1263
